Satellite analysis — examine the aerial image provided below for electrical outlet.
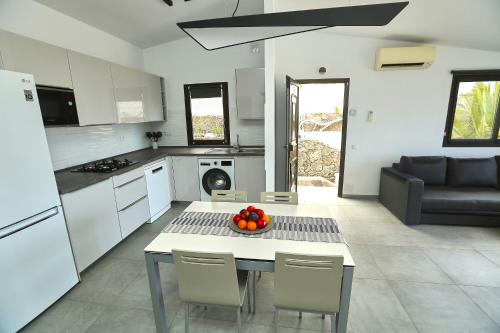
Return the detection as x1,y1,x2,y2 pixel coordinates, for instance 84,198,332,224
367,110,374,122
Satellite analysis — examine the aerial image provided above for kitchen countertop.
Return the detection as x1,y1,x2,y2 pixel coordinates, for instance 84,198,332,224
55,146,264,194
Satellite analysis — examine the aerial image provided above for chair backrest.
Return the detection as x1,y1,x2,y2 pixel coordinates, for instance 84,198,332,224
260,192,298,205
274,252,344,314
172,250,241,306
212,190,248,202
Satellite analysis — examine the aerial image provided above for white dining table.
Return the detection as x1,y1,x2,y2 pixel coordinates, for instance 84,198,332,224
144,201,355,333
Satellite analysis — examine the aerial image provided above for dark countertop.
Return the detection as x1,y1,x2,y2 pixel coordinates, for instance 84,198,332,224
55,146,264,195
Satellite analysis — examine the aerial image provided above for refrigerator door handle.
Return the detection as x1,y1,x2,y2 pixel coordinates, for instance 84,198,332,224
0,207,59,239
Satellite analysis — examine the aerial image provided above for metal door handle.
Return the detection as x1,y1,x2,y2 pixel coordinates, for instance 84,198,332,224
0,207,59,239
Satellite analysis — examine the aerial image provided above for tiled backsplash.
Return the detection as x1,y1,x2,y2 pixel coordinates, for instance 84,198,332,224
45,123,152,170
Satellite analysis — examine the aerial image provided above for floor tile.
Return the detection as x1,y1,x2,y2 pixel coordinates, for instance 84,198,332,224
169,311,252,333
66,258,144,304
19,199,500,332
113,270,181,316
21,300,106,333
348,244,384,279
455,227,500,251
250,324,317,333
84,306,157,333
460,285,500,327
369,245,453,284
109,231,159,261
424,248,500,287
405,225,472,249
348,278,417,333
391,281,499,333
479,249,500,267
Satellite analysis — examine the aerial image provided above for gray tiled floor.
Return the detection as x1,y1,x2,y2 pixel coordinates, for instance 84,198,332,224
22,199,500,333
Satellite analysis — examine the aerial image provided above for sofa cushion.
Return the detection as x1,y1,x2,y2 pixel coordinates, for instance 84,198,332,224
399,156,447,185
447,157,498,187
422,186,500,213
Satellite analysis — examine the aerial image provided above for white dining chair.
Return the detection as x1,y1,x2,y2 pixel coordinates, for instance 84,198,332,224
260,192,298,205
273,252,344,333
212,190,248,202
172,250,250,333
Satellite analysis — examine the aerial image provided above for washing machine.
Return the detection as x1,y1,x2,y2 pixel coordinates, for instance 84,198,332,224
198,158,235,201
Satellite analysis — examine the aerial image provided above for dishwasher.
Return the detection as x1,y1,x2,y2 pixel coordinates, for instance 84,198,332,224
144,159,172,223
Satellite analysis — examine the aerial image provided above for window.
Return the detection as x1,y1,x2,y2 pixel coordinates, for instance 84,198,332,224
443,70,500,147
184,82,230,145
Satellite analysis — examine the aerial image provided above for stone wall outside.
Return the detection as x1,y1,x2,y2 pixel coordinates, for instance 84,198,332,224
298,138,340,183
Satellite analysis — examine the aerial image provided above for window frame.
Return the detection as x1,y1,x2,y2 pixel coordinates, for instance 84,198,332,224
443,70,500,147
184,82,231,146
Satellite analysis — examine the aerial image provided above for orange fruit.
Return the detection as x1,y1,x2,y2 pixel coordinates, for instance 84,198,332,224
238,220,248,230
247,221,257,231
262,215,270,223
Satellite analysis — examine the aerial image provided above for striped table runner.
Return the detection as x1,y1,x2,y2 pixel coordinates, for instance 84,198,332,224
162,211,346,244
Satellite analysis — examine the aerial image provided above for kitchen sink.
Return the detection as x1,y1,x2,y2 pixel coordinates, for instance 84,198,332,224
205,147,264,154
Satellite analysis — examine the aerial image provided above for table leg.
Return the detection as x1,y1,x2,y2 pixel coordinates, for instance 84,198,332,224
146,252,168,333
252,271,257,313
336,266,353,333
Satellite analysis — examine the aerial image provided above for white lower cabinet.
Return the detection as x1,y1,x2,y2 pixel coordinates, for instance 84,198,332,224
118,196,150,238
171,156,201,201
235,156,265,202
61,179,122,272
112,168,150,238
114,176,148,211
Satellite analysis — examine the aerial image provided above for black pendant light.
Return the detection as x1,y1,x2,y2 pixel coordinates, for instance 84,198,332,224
177,2,409,51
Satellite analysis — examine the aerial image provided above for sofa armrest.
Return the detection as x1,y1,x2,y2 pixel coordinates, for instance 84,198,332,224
379,167,424,225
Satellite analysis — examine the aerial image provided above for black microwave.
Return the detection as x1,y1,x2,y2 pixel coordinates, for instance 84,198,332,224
37,85,79,126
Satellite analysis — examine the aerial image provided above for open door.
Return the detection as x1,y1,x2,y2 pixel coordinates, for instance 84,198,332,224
285,76,300,192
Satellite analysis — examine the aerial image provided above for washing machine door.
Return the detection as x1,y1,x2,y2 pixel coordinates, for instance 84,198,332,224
202,168,232,195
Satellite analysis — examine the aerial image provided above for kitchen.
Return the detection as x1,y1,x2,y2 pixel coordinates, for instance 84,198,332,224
0,13,265,332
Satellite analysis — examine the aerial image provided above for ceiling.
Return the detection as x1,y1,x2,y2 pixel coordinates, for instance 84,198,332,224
34,0,264,48
35,0,500,52
276,0,500,52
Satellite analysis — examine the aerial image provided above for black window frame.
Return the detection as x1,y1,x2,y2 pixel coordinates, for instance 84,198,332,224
443,69,500,147
184,82,231,146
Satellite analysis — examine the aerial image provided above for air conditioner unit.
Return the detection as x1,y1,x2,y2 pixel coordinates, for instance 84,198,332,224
375,46,436,71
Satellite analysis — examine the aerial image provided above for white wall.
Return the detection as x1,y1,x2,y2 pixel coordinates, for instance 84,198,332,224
274,32,500,195
264,0,276,191
0,0,152,170
143,37,265,147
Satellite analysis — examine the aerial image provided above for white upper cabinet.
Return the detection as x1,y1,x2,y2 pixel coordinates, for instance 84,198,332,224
0,29,165,125
68,51,117,126
143,73,165,122
235,68,265,119
110,63,146,123
0,30,72,88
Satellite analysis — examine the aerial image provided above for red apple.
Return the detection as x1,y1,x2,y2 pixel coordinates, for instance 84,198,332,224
233,215,241,224
257,220,266,229
247,205,255,212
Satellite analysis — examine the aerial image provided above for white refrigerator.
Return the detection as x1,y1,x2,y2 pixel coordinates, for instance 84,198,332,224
0,70,79,333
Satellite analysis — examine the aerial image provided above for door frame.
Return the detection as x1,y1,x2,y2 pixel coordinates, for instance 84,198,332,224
293,78,350,198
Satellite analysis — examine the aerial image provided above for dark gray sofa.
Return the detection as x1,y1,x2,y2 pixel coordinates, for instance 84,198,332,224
379,156,500,226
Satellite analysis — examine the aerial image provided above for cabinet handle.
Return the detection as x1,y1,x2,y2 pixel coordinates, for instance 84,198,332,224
152,166,163,173
119,195,147,212
116,175,144,188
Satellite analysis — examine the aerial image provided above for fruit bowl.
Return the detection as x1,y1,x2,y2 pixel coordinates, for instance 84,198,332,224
229,206,273,235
